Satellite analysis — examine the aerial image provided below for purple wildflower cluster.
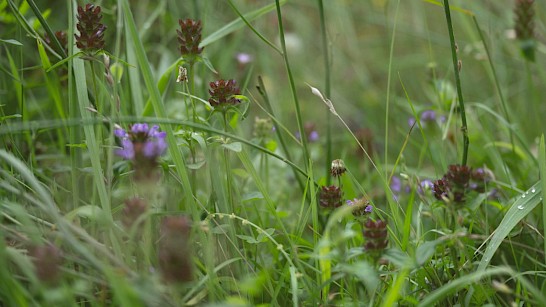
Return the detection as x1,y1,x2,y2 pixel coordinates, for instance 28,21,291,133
115,124,167,160
432,165,492,204
114,123,167,181
408,109,439,128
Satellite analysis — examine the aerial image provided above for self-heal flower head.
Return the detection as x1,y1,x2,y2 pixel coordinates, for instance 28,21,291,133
159,216,193,283
177,19,204,62
319,185,343,208
114,123,167,181
115,124,167,160
208,79,241,108
75,4,107,53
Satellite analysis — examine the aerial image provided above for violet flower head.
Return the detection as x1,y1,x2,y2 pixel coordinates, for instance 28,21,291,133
309,130,319,142
408,117,416,128
236,53,253,65
418,179,434,195
115,123,167,161
420,110,436,122
390,176,402,193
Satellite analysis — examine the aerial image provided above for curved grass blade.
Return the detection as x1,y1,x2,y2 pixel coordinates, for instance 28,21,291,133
476,181,542,272
200,0,286,48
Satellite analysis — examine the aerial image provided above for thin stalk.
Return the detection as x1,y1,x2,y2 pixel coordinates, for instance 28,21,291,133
223,112,234,214
256,76,305,191
274,0,310,171
443,0,469,166
67,0,80,212
384,0,400,179
317,0,332,185
472,17,515,157
188,61,197,197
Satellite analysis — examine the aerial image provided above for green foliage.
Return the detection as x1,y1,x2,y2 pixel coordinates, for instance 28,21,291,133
1,0,546,305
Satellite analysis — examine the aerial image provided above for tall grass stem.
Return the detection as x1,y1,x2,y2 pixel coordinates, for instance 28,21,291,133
443,0,469,166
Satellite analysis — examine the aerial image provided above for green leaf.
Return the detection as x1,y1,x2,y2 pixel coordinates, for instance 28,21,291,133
265,140,277,151
0,38,22,45
540,135,546,261
415,240,441,266
242,191,264,203
187,160,206,170
222,141,242,152
256,228,275,242
65,205,106,223
236,234,259,244
201,55,217,74
337,263,379,295
476,181,542,272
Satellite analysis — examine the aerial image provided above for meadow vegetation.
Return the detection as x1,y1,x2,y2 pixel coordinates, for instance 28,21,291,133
1,0,546,305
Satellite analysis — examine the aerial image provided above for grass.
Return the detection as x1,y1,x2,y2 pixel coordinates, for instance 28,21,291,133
1,0,546,305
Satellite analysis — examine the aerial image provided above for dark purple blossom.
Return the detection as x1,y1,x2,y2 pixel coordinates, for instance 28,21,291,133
208,79,241,107
75,4,107,53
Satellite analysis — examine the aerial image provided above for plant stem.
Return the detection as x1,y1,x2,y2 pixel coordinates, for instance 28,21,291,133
443,0,469,166
274,0,310,172
317,0,332,185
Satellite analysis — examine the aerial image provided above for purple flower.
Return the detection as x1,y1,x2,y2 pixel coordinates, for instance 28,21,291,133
390,176,402,193
115,123,167,161
309,131,319,142
236,53,253,65
418,179,434,195
347,197,373,216
408,117,416,127
420,110,436,122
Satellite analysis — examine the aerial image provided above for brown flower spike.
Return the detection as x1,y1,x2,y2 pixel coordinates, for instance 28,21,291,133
159,216,193,283
514,0,535,61
319,185,343,208
75,4,107,52
177,19,204,61
208,79,241,107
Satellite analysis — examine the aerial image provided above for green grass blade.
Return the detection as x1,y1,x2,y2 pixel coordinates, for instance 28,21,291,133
540,135,546,262
200,0,286,48
419,267,510,307
476,181,542,272
121,0,195,210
